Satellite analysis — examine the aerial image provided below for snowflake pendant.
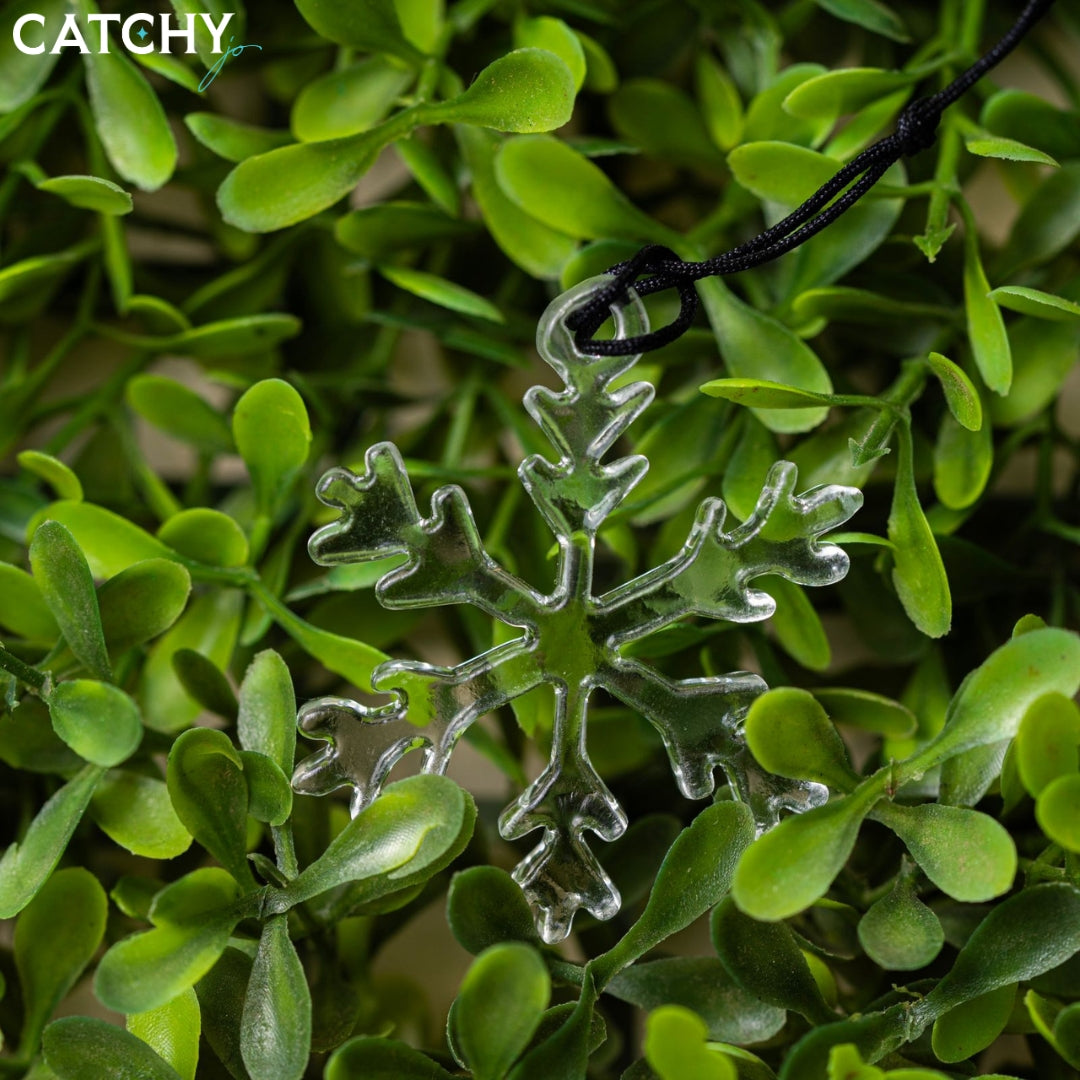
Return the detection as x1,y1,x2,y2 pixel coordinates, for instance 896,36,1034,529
291,276,862,943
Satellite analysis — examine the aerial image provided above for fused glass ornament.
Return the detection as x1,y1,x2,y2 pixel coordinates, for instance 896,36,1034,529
291,276,863,943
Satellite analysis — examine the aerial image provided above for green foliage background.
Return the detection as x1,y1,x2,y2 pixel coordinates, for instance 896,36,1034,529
0,0,1079,1077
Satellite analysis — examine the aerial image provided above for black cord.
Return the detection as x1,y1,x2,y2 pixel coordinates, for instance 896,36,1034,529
567,0,1056,357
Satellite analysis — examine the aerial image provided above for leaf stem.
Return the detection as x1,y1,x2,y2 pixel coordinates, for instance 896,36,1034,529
0,646,48,692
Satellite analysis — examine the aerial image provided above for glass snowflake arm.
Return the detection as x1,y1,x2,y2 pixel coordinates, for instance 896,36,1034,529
596,460,862,645
309,442,544,629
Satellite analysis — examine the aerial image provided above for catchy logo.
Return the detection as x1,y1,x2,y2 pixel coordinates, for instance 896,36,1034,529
13,12,235,56
12,12,261,92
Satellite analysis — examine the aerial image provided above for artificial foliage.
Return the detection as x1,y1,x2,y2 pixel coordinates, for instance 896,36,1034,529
0,1,1078,1079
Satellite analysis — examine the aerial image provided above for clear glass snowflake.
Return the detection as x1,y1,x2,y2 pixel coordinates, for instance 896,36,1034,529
291,277,862,943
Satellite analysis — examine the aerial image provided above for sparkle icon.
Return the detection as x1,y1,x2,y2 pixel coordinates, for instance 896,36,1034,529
136,26,148,40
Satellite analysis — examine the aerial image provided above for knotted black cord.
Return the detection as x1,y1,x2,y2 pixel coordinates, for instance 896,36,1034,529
567,0,1057,357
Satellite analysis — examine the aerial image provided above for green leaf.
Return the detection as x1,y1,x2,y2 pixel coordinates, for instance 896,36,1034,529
931,983,1015,1064
98,558,192,654
700,377,836,411
75,0,177,191
233,379,311,517
925,352,982,431
696,54,743,151
395,135,460,215
813,688,917,738
1000,163,1080,275
1036,774,1080,852
933,412,992,511
495,134,674,243
326,1038,456,1080
901,628,1080,778
334,202,474,259
456,125,578,280
168,728,253,888
744,687,859,792
0,0,66,111
981,89,1080,161
609,79,725,170
294,0,422,60
241,914,311,1080
887,426,951,638
609,957,785,1044
43,1017,183,1080
857,871,943,970
292,58,412,142
0,764,105,918
238,750,292,825
377,264,503,322
514,16,585,91
237,649,296,777
783,67,912,120
280,774,474,908
15,867,108,1055
643,1005,736,1080
37,175,133,215
766,577,831,671
95,868,243,1013
1016,693,1080,797
30,520,111,681
929,884,1080,1013
127,988,201,1080
139,589,243,732
0,562,59,641
29,501,172,578
127,375,234,455
452,943,551,1080
962,217,1011,394
990,316,1080,427
18,451,84,501
592,801,755,986
172,649,238,720
711,897,834,1022
47,679,142,767
185,113,293,163
698,280,832,434
158,510,248,568
425,50,576,132
988,285,1080,322
965,133,1058,166
814,0,909,41
743,64,832,146
91,769,191,859
873,803,1016,902
728,141,836,205
447,865,542,954
732,783,882,921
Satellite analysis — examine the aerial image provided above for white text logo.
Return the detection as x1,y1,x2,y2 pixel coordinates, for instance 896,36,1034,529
13,12,235,55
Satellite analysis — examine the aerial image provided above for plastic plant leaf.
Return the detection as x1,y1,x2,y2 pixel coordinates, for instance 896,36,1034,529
326,1037,457,1080
90,770,192,859
606,957,786,1044
293,277,860,941
931,982,1015,1064
873,802,1016,903
30,519,111,682
711,896,835,1022
643,1005,737,1080
127,987,201,1080
447,866,542,954
43,1017,183,1080
856,863,943,970
1015,691,1080,797
240,914,311,1080
15,867,108,1059
451,943,551,1080
47,679,142,767
0,763,106,918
